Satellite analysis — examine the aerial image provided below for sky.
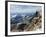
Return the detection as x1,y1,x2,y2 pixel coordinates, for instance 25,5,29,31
10,4,41,14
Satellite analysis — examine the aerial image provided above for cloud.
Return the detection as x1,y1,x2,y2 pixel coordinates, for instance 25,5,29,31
10,5,41,14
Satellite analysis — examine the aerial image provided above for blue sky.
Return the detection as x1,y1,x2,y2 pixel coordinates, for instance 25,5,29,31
10,4,41,14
